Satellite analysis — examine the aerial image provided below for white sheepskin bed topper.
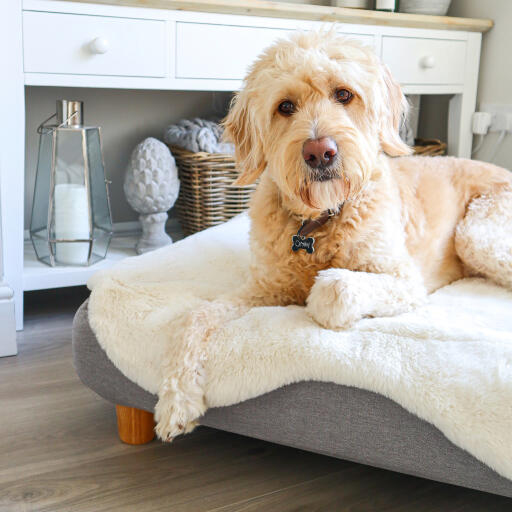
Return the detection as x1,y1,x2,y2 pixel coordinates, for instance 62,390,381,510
88,213,512,481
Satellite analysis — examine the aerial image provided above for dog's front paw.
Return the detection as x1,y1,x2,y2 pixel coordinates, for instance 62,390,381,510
154,400,199,442
154,377,204,442
306,268,361,330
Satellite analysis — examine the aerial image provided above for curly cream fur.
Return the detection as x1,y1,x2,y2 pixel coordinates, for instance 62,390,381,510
154,298,247,439
455,191,512,289
154,30,512,440
222,31,512,313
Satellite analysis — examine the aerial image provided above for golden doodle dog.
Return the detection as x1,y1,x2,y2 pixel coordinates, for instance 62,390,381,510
223,30,512,328
155,30,512,440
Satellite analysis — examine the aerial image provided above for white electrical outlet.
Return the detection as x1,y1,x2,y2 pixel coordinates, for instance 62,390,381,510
480,104,512,132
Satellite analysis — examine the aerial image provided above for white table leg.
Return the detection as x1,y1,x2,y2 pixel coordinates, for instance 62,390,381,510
0,0,25,333
0,283,17,357
447,32,482,158
0,163,17,355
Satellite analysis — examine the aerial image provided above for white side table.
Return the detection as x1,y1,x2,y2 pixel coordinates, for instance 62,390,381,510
0,0,491,346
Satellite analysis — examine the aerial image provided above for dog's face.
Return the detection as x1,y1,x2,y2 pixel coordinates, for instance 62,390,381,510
224,31,411,213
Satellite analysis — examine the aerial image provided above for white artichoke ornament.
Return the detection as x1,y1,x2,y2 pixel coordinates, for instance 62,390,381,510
124,137,180,254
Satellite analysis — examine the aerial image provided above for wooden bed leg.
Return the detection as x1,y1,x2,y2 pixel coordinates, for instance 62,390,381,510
116,405,155,445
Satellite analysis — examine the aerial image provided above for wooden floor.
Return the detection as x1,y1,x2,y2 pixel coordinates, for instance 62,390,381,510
1,289,511,511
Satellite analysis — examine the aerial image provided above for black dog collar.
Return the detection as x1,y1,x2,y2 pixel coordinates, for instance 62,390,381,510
291,206,343,254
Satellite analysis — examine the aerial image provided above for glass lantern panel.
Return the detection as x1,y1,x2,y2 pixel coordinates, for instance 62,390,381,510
86,128,112,232
90,227,111,264
30,131,54,264
51,127,91,266
86,128,112,262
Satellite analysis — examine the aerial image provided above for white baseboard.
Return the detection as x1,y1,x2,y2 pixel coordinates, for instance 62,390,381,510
0,282,17,357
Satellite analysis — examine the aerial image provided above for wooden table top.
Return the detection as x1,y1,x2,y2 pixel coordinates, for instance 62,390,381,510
60,0,493,33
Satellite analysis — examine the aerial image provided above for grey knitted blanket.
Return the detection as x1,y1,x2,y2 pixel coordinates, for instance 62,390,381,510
164,118,234,154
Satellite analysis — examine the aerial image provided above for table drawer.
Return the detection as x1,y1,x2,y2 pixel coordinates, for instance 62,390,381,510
176,22,289,80
176,22,374,80
23,11,166,77
382,36,466,85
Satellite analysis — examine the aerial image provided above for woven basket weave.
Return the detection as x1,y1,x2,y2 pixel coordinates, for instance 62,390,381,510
170,138,446,235
169,146,257,236
412,138,447,156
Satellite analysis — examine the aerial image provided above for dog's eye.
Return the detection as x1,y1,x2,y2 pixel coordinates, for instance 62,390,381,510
278,100,295,116
335,89,353,104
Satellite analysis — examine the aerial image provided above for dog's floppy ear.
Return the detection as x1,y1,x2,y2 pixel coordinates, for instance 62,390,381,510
223,91,266,185
379,65,412,157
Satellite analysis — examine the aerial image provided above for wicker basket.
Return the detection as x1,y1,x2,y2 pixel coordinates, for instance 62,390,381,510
413,138,447,156
170,137,447,235
169,145,257,236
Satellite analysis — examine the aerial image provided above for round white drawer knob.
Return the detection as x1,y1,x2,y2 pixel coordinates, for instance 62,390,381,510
89,37,109,55
420,55,435,69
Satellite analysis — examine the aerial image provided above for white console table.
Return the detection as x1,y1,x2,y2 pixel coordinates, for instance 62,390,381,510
0,0,492,346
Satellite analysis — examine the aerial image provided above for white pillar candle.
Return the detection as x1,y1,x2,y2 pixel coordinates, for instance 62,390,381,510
54,184,91,265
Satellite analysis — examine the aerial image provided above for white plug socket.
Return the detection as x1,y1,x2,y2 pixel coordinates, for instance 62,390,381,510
480,103,512,133
472,112,492,135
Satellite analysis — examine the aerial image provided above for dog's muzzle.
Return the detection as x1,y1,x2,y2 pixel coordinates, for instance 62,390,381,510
303,137,337,167
303,137,339,180
311,167,339,182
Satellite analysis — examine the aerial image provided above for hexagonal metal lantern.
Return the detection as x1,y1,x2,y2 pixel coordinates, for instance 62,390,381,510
30,100,113,267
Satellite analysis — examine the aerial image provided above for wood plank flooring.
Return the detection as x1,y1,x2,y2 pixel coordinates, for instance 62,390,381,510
0,287,511,511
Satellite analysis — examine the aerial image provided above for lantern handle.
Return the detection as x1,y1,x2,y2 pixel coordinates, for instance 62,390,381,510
37,110,80,135
37,113,57,135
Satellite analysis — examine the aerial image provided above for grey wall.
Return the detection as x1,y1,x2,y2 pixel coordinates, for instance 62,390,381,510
416,95,450,143
448,0,512,169
25,87,232,229
381,0,512,167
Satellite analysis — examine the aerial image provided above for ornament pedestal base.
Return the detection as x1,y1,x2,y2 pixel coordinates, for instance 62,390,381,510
136,212,172,255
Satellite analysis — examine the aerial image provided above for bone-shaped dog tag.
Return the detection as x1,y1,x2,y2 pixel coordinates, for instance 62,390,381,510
291,235,315,254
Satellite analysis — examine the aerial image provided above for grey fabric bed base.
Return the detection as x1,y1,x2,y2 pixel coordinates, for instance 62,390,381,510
72,301,512,498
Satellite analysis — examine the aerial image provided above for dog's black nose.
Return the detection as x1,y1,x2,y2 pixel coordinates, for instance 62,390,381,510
303,137,338,168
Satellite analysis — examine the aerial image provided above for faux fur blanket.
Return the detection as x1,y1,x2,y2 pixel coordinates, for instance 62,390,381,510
88,213,512,481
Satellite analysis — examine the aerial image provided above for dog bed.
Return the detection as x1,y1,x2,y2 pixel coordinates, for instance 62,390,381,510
80,213,512,496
